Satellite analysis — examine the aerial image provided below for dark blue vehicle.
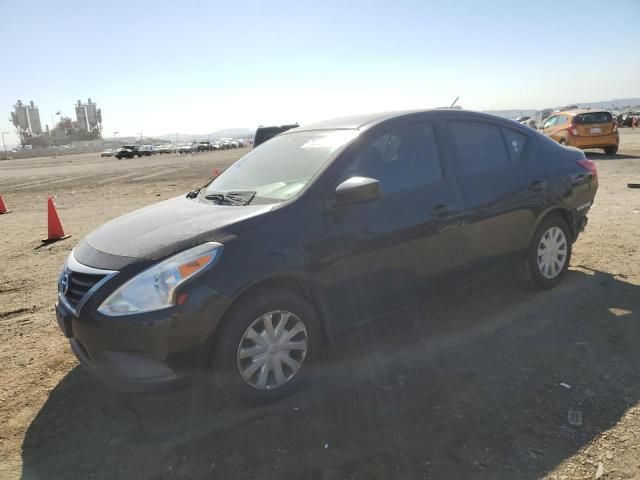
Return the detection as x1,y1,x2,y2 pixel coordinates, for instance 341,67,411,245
55,109,598,403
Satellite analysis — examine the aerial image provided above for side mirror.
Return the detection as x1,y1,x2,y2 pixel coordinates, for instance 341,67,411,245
335,176,381,205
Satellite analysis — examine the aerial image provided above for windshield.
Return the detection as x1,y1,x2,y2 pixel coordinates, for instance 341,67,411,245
203,129,358,202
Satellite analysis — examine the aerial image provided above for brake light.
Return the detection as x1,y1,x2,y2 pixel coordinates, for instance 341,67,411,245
577,158,597,179
568,124,579,136
613,122,618,133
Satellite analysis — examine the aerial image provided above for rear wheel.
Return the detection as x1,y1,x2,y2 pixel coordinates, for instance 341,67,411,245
558,138,566,145
212,288,321,405
520,216,572,290
604,145,618,155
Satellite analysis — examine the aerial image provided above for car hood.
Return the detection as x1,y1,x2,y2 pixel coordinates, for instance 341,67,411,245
74,195,273,270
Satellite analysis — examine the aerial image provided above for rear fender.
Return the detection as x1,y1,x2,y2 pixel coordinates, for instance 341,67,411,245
528,208,575,245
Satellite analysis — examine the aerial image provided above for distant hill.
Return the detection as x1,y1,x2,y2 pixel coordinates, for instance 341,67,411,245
135,97,640,139
575,98,640,110
155,128,254,142
485,98,640,120
483,109,538,120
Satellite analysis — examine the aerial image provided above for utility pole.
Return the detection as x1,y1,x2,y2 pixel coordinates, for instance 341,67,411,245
1,132,8,159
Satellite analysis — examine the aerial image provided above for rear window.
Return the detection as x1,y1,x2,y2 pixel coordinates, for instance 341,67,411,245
574,112,612,124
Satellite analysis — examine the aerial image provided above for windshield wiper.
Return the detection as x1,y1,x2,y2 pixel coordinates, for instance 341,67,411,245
186,180,213,199
204,191,256,206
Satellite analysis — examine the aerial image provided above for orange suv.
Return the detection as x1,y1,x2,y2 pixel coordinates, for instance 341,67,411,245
541,110,619,154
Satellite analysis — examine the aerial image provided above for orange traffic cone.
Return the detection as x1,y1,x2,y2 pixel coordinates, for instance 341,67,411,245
0,195,10,214
43,197,71,242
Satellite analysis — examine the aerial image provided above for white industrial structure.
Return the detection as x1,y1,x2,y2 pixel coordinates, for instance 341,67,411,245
75,98,102,135
10,100,43,145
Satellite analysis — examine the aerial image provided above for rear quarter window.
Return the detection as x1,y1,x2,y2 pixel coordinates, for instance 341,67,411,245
501,128,527,162
574,112,612,124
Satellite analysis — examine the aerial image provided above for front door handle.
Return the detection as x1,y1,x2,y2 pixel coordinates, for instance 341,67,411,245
430,204,451,217
529,180,546,192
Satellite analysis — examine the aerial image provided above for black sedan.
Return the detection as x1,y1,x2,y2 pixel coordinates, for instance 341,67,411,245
114,146,138,159
56,109,598,404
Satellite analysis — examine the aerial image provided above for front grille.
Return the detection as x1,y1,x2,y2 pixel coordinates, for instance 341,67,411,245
64,270,106,309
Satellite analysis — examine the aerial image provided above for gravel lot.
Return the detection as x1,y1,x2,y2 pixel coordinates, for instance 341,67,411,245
1,130,640,480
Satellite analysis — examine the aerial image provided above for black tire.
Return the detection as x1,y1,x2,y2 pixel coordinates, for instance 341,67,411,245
558,138,566,145
211,288,322,405
520,215,572,290
604,145,618,155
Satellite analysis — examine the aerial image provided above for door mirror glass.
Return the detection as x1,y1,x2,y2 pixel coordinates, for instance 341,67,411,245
335,176,381,205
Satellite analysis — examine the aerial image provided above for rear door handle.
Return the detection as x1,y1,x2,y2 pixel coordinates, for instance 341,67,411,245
529,180,546,192
430,204,452,217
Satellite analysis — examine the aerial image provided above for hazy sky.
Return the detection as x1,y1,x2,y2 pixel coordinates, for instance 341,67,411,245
1,0,638,145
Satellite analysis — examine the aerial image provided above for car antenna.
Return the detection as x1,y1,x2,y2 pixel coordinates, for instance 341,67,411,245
450,96,460,108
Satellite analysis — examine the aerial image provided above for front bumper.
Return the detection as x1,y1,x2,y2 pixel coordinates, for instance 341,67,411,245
55,280,231,393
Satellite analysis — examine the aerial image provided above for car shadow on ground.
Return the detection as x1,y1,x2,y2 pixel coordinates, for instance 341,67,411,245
585,151,640,161
21,268,640,479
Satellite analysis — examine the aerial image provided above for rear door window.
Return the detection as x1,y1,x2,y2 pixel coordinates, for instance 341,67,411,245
555,115,568,126
449,121,510,175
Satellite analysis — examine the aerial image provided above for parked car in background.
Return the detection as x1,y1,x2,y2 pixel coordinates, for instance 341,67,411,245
114,146,139,159
197,141,214,152
540,110,619,154
100,148,115,157
156,144,173,154
253,123,299,147
177,143,199,154
55,109,598,404
138,145,156,156
620,111,640,127
516,116,537,129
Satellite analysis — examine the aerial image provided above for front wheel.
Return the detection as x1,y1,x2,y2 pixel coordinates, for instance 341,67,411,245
212,289,322,405
604,145,618,155
520,216,572,290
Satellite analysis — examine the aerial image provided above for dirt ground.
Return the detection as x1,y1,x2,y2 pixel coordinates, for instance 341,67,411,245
1,130,640,480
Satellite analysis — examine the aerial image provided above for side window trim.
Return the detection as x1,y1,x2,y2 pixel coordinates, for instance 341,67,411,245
428,120,451,183
417,121,446,186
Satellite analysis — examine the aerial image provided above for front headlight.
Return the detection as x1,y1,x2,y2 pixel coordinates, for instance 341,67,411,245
98,242,222,316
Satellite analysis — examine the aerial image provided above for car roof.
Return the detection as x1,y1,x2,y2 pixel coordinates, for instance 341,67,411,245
557,109,610,116
289,109,515,133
